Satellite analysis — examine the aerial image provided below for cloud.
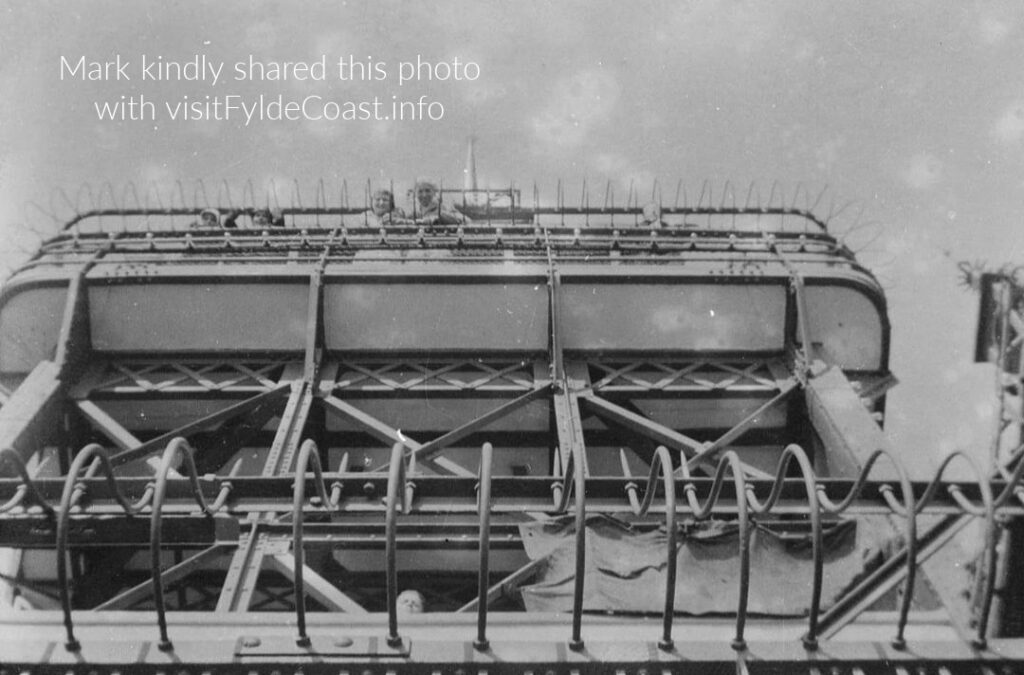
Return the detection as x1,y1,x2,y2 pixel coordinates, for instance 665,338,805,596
592,153,656,197
814,137,847,172
660,0,781,56
136,164,181,207
901,153,943,190
246,174,301,210
462,81,508,106
792,39,818,63
978,14,1013,45
993,99,1024,144
243,20,280,51
531,68,620,149
313,29,367,59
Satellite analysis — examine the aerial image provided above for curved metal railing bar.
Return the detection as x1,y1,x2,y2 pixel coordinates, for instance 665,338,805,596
291,179,303,214
329,451,349,506
193,179,211,213
56,443,154,651
678,450,752,650
791,182,806,211
568,442,587,651
217,179,233,210
744,444,824,649
0,482,26,514
914,451,989,517
143,180,165,216
291,439,335,646
915,450,996,649
268,179,281,212
474,442,494,651
814,447,917,649
743,182,758,211
384,442,410,648
3,433,1024,653
170,180,187,232
315,179,328,228
541,442,588,650
97,182,118,232
242,179,256,212
0,448,55,517
623,446,678,650
149,437,233,652
122,181,142,214
405,449,418,507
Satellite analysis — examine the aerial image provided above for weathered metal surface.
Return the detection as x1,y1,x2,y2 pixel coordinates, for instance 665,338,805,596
0,204,1010,670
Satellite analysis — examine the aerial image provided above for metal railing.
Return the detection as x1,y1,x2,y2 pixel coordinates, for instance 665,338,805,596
1,438,1023,655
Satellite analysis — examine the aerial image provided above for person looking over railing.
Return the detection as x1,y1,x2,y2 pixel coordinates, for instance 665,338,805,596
190,208,221,228
412,181,468,226
361,189,409,227
640,202,667,228
396,589,425,614
223,207,285,228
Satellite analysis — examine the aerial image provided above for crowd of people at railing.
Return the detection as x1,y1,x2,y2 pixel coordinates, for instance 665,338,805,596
189,182,676,230
191,182,472,229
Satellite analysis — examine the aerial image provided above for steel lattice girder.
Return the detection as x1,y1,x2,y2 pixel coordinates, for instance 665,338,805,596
0,216,988,672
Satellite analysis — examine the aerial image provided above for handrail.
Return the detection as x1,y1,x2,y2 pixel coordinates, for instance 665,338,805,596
815,447,917,649
678,450,752,649
2,433,1023,655
60,204,830,232
149,437,233,652
0,447,56,517
568,441,587,651
474,442,494,651
623,446,678,650
291,439,334,646
914,450,995,648
56,443,154,651
384,442,410,648
744,444,823,649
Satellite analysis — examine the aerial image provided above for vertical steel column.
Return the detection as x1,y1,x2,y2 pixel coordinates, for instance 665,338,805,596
547,263,588,476
546,253,590,649
215,525,266,613
261,266,325,477
991,276,1024,637
218,263,326,612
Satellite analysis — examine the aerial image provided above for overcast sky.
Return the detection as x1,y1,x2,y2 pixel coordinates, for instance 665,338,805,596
2,0,1023,469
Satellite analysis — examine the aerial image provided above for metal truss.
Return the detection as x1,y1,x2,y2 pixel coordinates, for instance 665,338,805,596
330,359,537,393
589,358,787,394
0,213,1017,672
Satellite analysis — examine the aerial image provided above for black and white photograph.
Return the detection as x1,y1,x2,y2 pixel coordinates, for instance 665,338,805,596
1,1,1023,671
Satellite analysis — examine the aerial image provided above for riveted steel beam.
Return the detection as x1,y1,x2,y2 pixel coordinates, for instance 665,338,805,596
264,553,367,614
94,544,233,610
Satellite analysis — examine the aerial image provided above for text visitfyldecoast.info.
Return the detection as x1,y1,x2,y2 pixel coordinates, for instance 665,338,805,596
60,54,482,124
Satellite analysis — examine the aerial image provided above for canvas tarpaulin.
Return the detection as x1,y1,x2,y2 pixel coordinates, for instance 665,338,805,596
518,514,897,615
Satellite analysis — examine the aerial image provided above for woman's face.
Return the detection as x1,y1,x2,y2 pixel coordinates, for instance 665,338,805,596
373,192,392,215
416,185,435,207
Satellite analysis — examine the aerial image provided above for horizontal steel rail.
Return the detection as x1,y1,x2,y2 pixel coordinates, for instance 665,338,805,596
0,475,1019,516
